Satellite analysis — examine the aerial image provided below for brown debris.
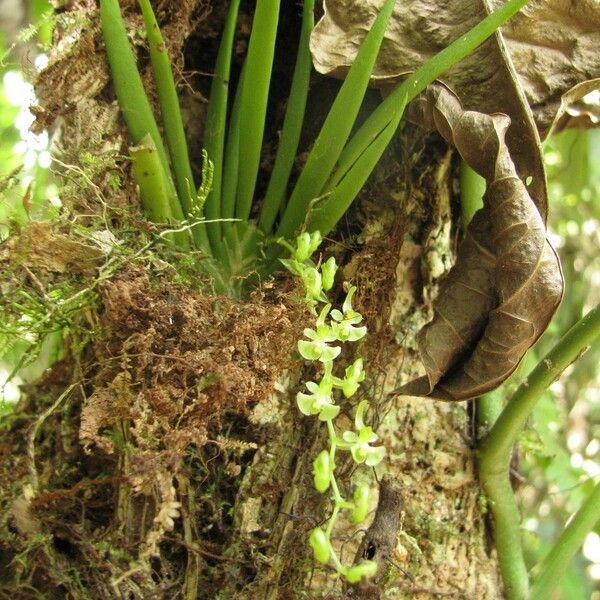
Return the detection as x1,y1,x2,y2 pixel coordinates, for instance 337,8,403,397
31,27,108,134
351,477,404,598
80,266,306,491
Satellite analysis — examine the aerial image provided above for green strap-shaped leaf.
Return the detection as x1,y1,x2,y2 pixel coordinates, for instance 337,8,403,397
203,0,242,256
276,0,396,240
235,0,281,222
330,0,530,195
99,0,185,223
131,134,189,249
308,95,407,237
258,0,315,235
137,0,196,216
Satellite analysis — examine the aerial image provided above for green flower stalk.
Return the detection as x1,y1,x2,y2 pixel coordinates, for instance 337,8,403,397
284,234,385,583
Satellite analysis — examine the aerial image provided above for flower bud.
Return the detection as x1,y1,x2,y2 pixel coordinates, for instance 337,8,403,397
302,266,322,300
294,231,322,263
345,560,378,583
313,450,331,493
294,232,312,262
309,528,330,564
351,483,370,523
321,256,337,291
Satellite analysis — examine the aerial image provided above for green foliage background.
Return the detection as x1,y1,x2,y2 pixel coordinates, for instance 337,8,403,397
521,128,600,597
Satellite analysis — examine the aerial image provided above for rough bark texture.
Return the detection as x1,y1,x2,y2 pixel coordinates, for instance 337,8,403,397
0,2,505,598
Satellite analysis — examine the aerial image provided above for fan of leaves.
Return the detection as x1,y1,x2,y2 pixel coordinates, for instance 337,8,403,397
398,84,564,400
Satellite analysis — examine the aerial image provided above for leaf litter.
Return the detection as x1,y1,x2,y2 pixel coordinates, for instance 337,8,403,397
309,1,581,400
397,84,564,400
311,0,600,220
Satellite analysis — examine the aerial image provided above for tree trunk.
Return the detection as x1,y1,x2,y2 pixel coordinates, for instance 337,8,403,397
0,2,505,598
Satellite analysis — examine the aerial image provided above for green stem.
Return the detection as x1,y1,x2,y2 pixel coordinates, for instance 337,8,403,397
480,304,600,475
476,389,504,439
478,303,600,599
326,419,343,504
203,0,241,257
258,0,315,234
323,417,354,576
480,471,529,599
529,481,600,599
459,160,485,230
130,134,189,249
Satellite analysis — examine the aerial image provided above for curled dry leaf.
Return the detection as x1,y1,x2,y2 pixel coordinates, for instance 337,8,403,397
502,1,600,137
546,79,600,136
398,85,564,401
311,0,600,219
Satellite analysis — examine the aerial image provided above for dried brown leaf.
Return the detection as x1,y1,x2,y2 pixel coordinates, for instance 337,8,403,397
398,85,564,400
311,0,600,133
546,79,600,136
310,0,600,218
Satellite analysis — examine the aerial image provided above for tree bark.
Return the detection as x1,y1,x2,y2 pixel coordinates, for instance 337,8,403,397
0,2,505,598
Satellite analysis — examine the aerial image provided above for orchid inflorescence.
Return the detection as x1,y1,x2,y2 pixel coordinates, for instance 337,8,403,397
283,232,385,583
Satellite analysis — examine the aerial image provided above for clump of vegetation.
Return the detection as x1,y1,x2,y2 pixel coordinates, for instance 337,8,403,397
99,0,530,295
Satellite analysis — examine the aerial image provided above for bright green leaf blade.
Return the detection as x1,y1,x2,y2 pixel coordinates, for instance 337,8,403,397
221,62,246,249
222,64,245,221
276,0,396,240
137,0,196,217
235,0,281,221
307,96,406,237
258,0,315,235
333,0,530,190
203,0,241,255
